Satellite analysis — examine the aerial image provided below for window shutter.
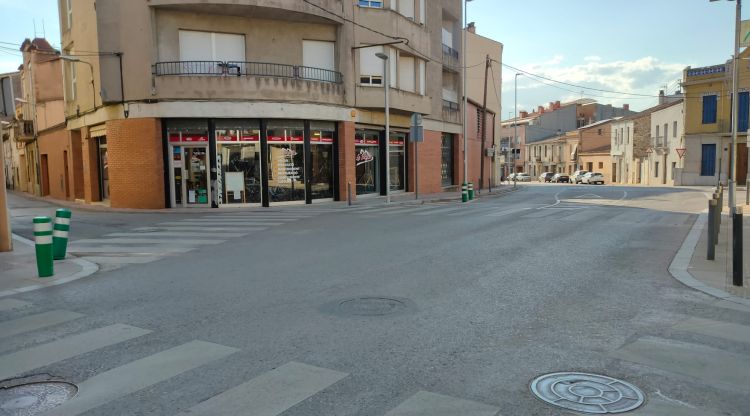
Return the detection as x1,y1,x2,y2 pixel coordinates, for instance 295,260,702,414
359,46,384,77
303,40,335,71
398,55,415,92
213,33,245,62
179,30,213,61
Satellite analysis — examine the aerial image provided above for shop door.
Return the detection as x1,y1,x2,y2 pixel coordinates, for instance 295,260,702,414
97,137,110,200
170,145,211,207
267,142,305,203
355,129,381,195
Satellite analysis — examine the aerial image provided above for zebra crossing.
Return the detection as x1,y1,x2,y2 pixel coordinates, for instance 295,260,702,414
65,210,333,271
0,298,501,415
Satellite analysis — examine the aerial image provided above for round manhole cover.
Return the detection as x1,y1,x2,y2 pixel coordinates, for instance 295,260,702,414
338,297,407,316
530,372,645,414
0,382,77,415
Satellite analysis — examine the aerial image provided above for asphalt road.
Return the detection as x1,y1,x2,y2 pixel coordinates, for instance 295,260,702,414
2,185,748,415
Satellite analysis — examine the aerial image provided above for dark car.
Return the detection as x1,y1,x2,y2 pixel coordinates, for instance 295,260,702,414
552,173,569,183
539,172,555,182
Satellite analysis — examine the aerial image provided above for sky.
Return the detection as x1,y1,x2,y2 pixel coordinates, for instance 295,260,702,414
0,0,740,116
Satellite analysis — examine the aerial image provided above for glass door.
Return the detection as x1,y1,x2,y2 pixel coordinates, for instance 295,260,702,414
97,136,109,200
184,146,210,206
266,121,306,204
355,129,380,195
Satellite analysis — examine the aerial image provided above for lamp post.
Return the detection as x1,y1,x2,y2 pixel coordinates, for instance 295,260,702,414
710,0,742,286
514,73,523,188
376,52,391,204
0,120,10,251
463,0,474,197
60,55,96,110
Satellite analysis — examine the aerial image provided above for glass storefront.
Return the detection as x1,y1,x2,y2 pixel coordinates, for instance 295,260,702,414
310,122,335,200
167,119,211,207
215,120,262,205
389,132,406,192
96,136,109,200
441,133,454,186
355,129,380,195
267,120,305,203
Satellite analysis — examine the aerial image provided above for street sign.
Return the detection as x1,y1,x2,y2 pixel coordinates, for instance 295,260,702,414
742,20,750,48
409,113,424,143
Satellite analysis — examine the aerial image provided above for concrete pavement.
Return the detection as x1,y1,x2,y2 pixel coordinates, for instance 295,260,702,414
0,184,748,415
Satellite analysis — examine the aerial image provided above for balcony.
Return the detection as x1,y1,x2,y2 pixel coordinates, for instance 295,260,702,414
356,86,432,115
442,44,459,71
153,61,343,83
442,99,460,124
151,61,345,104
15,120,35,142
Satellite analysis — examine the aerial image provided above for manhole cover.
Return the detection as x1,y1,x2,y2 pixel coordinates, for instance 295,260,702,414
338,297,407,316
0,382,77,415
530,372,645,414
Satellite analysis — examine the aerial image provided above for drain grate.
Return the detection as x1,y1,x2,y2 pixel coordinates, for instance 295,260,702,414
530,372,644,414
338,297,407,316
0,381,77,415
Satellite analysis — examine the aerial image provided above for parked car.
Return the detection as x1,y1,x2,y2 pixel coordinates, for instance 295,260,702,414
552,173,570,183
515,173,532,182
539,172,555,182
571,170,588,184
507,173,517,181
581,172,605,185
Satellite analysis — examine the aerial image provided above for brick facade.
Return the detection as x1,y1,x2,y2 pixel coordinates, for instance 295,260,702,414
337,121,356,202
106,118,165,209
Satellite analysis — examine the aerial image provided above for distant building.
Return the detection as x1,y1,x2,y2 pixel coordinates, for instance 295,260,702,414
646,99,684,186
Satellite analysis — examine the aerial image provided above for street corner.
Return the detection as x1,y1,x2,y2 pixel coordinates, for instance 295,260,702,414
0,234,99,298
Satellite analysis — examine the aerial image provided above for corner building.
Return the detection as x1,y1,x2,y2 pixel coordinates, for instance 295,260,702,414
59,0,468,208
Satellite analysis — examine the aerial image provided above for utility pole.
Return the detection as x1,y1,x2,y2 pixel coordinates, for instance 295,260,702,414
0,127,11,251
479,54,490,193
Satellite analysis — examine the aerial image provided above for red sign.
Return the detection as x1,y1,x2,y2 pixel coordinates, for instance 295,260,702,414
268,136,303,142
183,135,208,142
311,136,334,143
216,134,238,142
168,133,181,143
240,134,260,142
389,140,405,145
676,148,687,159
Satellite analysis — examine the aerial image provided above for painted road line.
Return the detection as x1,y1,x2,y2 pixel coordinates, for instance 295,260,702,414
71,238,227,245
105,232,246,238
412,206,467,216
673,317,750,345
0,298,31,312
180,362,348,416
384,391,499,416
0,324,151,381
350,205,420,214
485,207,534,217
380,206,439,215
611,336,750,390
145,227,267,233
0,310,84,339
45,340,239,416
190,217,301,221
67,245,193,254
157,221,286,227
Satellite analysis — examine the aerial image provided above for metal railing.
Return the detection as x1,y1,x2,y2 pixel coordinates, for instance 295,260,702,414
442,44,459,69
152,61,343,84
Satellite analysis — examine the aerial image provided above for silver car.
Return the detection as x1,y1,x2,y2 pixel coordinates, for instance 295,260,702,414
571,170,588,184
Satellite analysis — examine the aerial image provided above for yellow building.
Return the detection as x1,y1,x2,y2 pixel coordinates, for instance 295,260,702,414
681,48,749,186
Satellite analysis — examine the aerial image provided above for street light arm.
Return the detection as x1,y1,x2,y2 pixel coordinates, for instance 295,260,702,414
61,56,97,110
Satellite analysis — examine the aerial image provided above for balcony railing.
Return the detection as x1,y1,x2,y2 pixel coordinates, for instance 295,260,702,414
15,120,34,140
152,61,343,84
442,44,459,70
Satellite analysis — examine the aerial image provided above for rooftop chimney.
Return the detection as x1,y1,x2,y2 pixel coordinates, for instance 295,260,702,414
658,90,665,105
467,22,476,34
623,104,630,111
537,106,545,114
554,101,561,109
520,110,529,118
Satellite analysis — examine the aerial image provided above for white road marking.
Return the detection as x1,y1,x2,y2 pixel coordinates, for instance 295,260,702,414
384,391,500,416
0,298,31,312
0,310,84,339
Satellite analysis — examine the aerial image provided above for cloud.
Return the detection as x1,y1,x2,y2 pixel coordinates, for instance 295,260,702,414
543,55,564,65
583,56,602,62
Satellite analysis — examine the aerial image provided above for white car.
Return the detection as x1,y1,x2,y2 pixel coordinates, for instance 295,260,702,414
571,170,588,184
581,172,605,185
515,173,532,182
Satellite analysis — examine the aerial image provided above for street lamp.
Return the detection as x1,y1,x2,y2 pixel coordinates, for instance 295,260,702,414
513,73,524,188
376,52,391,204
60,55,96,110
463,0,474,196
710,0,742,286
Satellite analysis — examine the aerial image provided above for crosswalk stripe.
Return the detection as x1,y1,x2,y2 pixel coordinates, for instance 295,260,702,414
673,317,750,345
352,205,419,214
106,232,246,238
611,336,750,390
158,221,286,226
484,207,531,217
0,298,31,311
384,391,500,416
180,361,347,416
0,310,84,339
44,340,239,416
412,206,467,216
0,323,151,381
71,238,227,245
379,206,435,215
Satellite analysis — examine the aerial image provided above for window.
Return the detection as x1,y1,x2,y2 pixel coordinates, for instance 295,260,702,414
398,0,415,19
664,123,668,146
178,30,245,63
441,133,454,186
66,0,72,30
655,162,659,178
419,60,425,95
701,144,716,176
597,128,602,136
655,125,659,142
69,59,77,101
739,91,749,132
398,55,415,92
359,0,383,7
359,46,384,86
673,121,677,137
598,162,603,169
702,95,717,124
303,40,335,71
626,127,630,144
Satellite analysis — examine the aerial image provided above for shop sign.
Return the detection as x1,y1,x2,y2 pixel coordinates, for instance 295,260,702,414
356,149,374,166
240,134,260,142
311,136,334,143
169,133,208,143
355,137,379,145
275,146,301,184
389,139,405,145
268,135,303,142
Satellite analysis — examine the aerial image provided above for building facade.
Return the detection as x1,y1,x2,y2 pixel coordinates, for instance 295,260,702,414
680,51,748,186
57,0,488,209
1,71,22,189
646,100,684,186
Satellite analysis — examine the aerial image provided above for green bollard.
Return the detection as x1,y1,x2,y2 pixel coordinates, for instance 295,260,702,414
462,183,468,203
53,208,72,260
33,217,54,278
468,182,475,200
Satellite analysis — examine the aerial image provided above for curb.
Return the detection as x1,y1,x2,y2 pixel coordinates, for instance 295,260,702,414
0,234,100,298
668,212,750,307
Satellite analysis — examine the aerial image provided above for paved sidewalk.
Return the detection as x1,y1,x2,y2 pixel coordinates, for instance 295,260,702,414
0,234,98,297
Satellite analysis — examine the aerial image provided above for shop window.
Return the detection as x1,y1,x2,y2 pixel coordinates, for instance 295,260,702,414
310,121,336,200
215,119,262,205
389,132,407,191
441,133,454,186
355,129,381,194
267,120,305,203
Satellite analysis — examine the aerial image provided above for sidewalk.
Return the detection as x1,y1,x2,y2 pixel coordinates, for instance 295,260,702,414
0,234,98,297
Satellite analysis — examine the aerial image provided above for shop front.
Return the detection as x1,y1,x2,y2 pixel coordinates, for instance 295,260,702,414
354,128,407,196
165,119,336,208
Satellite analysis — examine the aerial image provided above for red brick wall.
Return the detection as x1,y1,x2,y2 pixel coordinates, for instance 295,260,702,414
106,118,165,209
465,102,495,189
37,127,71,200
407,130,444,194
338,121,356,202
